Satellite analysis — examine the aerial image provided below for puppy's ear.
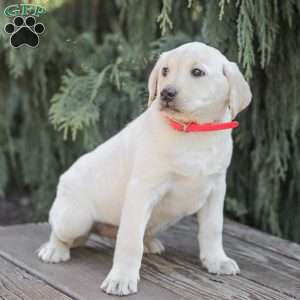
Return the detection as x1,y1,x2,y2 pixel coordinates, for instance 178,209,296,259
223,62,252,119
148,54,164,107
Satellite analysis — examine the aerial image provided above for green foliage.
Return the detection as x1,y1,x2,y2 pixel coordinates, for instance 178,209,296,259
50,69,103,140
0,0,299,241
157,0,173,35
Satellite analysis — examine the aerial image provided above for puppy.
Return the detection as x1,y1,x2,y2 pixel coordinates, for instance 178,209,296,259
38,42,251,296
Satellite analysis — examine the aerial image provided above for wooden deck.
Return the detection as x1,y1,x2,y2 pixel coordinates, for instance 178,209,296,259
0,217,299,300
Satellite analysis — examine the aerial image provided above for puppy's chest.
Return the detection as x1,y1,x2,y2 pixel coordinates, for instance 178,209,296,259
155,140,232,217
151,174,214,225
170,174,212,210
169,143,231,177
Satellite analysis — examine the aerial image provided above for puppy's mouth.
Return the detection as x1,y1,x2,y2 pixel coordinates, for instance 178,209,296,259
159,101,181,113
159,100,201,123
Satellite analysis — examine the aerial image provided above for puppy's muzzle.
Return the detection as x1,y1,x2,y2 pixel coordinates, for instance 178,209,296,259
160,86,177,108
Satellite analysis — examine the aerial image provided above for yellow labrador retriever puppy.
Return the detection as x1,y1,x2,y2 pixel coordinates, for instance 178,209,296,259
38,42,251,296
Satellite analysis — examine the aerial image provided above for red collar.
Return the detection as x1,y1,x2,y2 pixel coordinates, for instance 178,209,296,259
165,116,239,132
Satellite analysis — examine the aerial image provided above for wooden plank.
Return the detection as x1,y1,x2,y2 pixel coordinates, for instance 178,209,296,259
0,224,183,300
170,217,300,262
91,236,299,300
157,217,300,299
0,256,72,300
224,219,300,261
1,221,299,300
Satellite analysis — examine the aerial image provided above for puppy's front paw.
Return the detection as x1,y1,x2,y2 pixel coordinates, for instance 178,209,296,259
201,254,240,275
101,267,140,296
144,238,165,254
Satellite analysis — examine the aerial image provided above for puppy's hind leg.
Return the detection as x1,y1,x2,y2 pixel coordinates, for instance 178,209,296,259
38,198,93,264
144,236,165,255
38,231,71,263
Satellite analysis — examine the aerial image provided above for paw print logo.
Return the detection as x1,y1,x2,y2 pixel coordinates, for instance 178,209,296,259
4,16,45,48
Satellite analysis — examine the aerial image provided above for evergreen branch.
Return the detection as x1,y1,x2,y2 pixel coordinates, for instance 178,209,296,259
237,0,255,78
49,67,111,140
218,0,230,20
157,0,173,36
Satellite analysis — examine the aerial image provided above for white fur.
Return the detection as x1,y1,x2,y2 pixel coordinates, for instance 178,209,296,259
38,42,251,296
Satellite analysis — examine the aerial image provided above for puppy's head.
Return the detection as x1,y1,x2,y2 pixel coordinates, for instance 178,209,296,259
148,42,252,122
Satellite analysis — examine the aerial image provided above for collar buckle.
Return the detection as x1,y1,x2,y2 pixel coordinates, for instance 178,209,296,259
183,122,192,132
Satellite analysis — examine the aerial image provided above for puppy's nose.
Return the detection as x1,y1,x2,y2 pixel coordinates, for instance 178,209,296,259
160,86,177,102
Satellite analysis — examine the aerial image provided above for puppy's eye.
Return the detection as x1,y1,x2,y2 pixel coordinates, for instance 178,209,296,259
191,68,205,77
162,67,169,77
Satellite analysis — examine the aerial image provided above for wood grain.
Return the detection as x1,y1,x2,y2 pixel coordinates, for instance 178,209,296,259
224,219,300,261
0,224,182,300
92,231,300,300
0,256,72,300
0,219,299,300
158,217,300,299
